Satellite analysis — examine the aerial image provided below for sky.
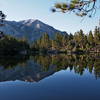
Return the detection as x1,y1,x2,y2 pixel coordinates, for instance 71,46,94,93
0,0,100,34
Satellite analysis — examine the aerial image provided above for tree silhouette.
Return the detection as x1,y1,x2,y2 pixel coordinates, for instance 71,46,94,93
0,11,6,38
0,11,6,23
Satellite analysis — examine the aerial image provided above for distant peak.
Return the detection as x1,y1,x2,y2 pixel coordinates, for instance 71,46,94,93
26,19,36,22
19,19,38,24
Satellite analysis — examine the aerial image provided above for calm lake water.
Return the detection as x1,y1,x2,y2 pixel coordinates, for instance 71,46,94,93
0,54,100,100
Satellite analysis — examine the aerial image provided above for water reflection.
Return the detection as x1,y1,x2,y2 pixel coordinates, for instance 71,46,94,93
0,54,100,82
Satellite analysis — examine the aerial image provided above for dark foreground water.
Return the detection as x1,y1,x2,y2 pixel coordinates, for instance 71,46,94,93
0,54,100,100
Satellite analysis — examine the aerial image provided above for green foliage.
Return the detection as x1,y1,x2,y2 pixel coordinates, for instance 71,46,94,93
94,26,100,45
32,26,100,53
87,31,94,48
0,35,30,55
52,0,98,17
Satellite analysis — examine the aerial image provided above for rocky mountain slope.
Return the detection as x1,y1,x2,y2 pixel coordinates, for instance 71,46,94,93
0,19,66,43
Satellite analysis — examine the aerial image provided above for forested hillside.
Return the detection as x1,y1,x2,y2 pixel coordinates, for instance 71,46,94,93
32,26,100,53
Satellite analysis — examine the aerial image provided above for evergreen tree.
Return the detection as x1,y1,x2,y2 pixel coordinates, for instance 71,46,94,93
88,31,94,47
52,0,98,17
94,26,100,45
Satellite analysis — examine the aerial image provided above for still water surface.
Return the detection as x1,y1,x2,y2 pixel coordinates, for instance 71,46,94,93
0,54,100,100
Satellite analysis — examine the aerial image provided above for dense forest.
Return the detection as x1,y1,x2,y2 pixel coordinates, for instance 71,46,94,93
0,32,30,55
32,26,100,54
0,26,100,55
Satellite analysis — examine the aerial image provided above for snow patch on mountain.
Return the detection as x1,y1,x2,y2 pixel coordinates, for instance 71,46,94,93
0,19,67,43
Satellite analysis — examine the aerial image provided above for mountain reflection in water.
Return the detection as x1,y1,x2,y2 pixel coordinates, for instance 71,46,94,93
0,54,100,83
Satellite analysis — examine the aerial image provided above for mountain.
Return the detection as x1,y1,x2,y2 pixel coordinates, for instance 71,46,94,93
0,19,67,43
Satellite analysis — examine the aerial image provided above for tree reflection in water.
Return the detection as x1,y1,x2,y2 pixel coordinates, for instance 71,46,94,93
0,54,100,82
32,54,100,79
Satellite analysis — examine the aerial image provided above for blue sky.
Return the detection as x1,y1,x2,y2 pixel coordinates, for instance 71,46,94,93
0,0,100,34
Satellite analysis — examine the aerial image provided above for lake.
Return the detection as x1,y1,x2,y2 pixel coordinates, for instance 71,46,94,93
0,54,100,100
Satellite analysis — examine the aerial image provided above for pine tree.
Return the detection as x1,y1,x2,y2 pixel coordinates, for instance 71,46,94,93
94,26,100,45
88,31,94,47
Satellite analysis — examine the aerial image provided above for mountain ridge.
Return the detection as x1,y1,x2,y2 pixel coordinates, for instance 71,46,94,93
0,19,67,43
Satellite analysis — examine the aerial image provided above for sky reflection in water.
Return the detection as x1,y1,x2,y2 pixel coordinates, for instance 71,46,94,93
0,54,100,100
